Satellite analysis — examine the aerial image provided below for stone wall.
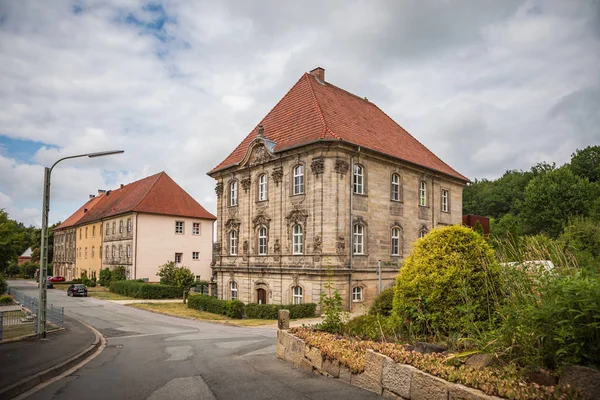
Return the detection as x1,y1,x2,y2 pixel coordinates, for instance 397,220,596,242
276,330,503,400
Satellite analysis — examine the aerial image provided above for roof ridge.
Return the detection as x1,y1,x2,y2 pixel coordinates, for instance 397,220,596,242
131,172,164,211
304,73,329,139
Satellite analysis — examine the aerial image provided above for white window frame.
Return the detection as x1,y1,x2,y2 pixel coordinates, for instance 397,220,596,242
353,164,364,194
441,189,449,212
230,181,238,206
419,181,427,207
230,281,238,300
293,165,304,195
126,245,131,258
112,222,116,234
119,245,123,258
175,221,184,234
352,286,363,302
353,224,364,255
419,229,427,239
292,224,303,254
192,222,200,235
112,245,116,259
258,174,267,201
391,227,400,256
119,220,123,233
230,230,238,256
391,174,400,201
258,227,267,255
175,252,182,264
292,286,303,304
127,218,132,232
192,251,199,260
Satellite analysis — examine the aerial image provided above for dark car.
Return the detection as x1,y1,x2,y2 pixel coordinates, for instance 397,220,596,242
38,280,53,289
48,276,66,283
67,284,88,297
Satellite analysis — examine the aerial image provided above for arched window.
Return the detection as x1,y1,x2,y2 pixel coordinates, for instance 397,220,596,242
106,223,110,235
292,224,303,254
258,227,267,255
230,281,238,300
353,165,364,194
391,227,401,256
292,286,303,304
112,245,116,259
258,174,267,201
230,230,238,256
391,174,400,201
419,229,428,239
419,181,427,206
126,245,131,258
352,286,363,302
230,181,238,206
293,165,304,195
353,224,364,254
112,222,116,234
119,245,123,258
119,220,123,233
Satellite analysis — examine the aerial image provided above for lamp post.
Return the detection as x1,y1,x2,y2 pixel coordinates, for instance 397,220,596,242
37,150,124,338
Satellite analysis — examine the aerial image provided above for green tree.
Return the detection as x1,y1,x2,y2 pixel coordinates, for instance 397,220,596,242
521,167,600,237
570,145,600,183
559,216,600,272
175,267,196,303
157,261,177,285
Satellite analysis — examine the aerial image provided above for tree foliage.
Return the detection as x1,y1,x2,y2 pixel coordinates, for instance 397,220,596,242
570,145,600,183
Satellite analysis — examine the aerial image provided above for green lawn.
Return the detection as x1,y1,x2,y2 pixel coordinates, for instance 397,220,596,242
52,284,135,300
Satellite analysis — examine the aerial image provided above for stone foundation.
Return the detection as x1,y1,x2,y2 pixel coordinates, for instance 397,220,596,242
276,330,504,400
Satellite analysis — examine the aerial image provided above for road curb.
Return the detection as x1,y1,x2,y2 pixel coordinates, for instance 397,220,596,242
0,319,104,400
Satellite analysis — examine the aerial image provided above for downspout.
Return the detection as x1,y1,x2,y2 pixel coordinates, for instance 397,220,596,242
134,213,138,280
348,146,361,310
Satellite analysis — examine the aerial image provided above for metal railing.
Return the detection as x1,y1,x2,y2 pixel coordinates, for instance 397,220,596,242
0,287,64,340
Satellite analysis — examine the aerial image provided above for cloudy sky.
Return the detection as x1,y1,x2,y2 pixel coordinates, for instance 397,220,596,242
0,0,598,227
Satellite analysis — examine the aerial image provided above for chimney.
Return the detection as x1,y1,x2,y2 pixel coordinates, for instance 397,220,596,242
120,184,124,189
98,189,107,195
84,208,88,213
309,67,325,82
89,194,96,199
257,125,264,138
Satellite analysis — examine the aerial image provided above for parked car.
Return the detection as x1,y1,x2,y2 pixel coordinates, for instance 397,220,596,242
48,276,66,283
67,284,88,297
38,280,53,289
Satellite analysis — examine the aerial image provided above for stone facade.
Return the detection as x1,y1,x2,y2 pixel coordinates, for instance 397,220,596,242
53,228,77,280
210,139,465,310
101,213,135,279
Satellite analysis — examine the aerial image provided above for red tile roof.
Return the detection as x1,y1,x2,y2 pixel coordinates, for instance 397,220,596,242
72,172,215,225
210,71,468,182
54,194,105,230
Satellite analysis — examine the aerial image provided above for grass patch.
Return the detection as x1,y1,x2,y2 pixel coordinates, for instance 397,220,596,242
127,302,281,327
52,284,135,300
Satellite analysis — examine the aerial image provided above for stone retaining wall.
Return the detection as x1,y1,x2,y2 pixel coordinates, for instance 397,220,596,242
276,330,503,400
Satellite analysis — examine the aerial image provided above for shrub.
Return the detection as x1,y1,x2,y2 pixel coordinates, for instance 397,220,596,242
369,287,394,316
109,280,181,299
111,266,126,282
393,225,502,335
0,275,7,295
244,303,317,319
343,315,397,341
187,294,245,319
20,262,39,278
157,261,177,285
0,294,13,305
98,268,111,286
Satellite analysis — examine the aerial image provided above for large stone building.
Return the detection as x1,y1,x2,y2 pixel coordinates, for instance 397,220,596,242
208,67,468,310
53,172,216,282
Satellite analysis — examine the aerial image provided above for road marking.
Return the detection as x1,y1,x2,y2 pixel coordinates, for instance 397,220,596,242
147,376,216,400
113,329,198,339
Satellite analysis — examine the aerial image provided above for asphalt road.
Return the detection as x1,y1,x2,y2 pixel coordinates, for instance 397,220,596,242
12,282,379,400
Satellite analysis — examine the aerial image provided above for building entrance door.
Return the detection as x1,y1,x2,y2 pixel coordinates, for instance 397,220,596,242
257,288,267,304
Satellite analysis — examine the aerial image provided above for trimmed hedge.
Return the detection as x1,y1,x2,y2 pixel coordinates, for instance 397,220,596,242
188,294,245,319
109,280,182,299
245,303,317,319
0,294,13,305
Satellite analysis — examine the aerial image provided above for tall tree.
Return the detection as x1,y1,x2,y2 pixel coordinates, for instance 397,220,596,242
570,145,600,183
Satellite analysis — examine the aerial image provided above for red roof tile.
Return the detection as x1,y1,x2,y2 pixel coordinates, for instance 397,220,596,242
54,195,104,230
74,172,215,225
210,71,468,182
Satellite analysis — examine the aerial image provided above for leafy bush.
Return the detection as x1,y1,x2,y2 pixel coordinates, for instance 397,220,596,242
157,261,177,285
393,225,502,335
98,268,111,286
109,280,181,299
319,263,348,333
20,262,39,278
244,303,317,319
292,328,578,400
0,275,7,294
187,294,245,319
369,287,394,316
0,294,13,305
111,266,126,281
344,315,397,341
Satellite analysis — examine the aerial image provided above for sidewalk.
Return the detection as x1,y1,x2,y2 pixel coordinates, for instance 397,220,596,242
0,315,97,395
110,299,183,304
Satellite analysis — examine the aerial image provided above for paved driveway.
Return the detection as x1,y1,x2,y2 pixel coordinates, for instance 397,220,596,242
11,282,378,400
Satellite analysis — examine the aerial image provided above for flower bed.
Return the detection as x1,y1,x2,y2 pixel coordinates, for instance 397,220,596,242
283,328,580,400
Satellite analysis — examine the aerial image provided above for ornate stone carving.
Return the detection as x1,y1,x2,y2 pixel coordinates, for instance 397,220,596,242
252,213,271,229
249,143,271,166
310,157,325,175
243,240,249,255
336,236,346,254
313,235,322,254
229,272,235,279
286,208,308,227
335,159,349,175
292,274,299,286
224,218,240,232
215,182,223,197
241,177,251,192
272,167,283,186
313,256,321,262
273,239,281,254
353,216,368,226
214,242,222,254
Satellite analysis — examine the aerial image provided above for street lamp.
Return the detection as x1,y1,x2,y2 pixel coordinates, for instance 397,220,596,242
37,150,124,338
